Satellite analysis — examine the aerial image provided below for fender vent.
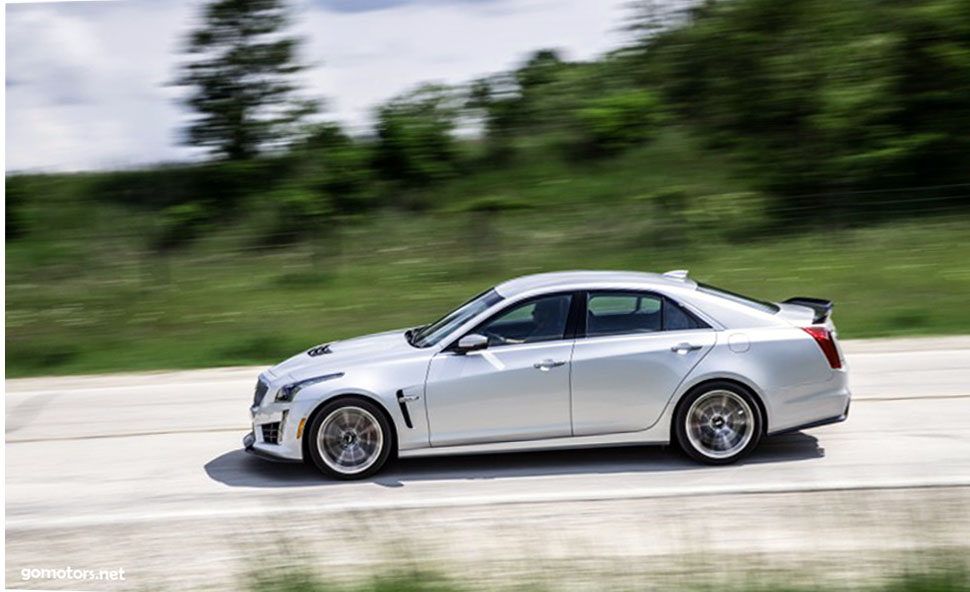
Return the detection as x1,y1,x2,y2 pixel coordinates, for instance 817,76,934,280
396,390,414,429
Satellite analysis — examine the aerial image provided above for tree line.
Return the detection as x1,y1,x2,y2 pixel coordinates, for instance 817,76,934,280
8,0,970,244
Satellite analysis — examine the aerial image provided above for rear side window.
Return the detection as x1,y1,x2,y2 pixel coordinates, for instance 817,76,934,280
696,282,779,314
586,292,707,337
663,298,705,331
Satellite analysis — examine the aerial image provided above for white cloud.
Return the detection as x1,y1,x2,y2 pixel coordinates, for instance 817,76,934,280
5,0,629,172
6,0,202,171
296,0,629,132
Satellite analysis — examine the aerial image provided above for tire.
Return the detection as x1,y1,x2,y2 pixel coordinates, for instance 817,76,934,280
674,381,763,465
307,398,393,480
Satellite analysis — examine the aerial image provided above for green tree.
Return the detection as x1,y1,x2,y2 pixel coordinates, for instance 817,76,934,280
301,123,375,213
176,0,317,160
373,84,461,187
639,0,970,207
572,89,664,154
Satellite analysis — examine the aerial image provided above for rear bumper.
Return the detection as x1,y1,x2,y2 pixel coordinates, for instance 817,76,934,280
243,431,302,463
771,398,850,436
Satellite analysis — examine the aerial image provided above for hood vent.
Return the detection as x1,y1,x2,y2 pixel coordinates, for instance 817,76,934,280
307,343,332,357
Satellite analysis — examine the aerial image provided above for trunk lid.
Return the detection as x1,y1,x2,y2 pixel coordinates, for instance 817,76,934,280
780,297,834,325
775,297,844,367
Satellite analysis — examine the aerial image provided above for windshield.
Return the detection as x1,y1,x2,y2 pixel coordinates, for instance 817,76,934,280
697,282,779,314
409,288,504,348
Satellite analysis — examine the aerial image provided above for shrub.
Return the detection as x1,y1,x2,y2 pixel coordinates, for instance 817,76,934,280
684,191,770,240
573,90,664,155
154,202,212,251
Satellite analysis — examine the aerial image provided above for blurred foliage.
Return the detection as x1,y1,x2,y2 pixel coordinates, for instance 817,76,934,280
77,160,291,210
301,123,377,214
155,202,213,252
454,196,535,214
572,89,664,155
5,177,28,239
684,192,771,241
374,84,462,190
10,0,970,232
241,563,970,592
7,201,970,376
260,185,333,244
639,0,970,202
175,0,318,159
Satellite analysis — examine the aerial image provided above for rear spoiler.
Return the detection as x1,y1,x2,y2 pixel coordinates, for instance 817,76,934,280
783,297,834,324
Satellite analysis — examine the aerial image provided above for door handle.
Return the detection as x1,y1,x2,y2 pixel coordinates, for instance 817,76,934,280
533,359,566,371
671,343,702,354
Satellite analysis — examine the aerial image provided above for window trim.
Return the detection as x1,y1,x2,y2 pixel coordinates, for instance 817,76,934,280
580,289,710,339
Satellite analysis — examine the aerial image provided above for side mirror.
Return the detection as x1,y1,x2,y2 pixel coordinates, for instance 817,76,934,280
455,333,488,354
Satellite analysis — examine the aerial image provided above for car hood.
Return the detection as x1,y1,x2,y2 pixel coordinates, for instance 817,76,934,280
264,328,419,383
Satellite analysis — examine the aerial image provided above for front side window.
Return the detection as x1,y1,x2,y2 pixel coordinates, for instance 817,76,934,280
586,291,706,337
478,294,573,346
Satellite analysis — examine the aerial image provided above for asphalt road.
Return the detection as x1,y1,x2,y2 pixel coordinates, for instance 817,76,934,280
5,336,970,590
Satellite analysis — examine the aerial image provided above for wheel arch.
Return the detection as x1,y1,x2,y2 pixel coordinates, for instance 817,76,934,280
670,376,770,440
300,392,399,463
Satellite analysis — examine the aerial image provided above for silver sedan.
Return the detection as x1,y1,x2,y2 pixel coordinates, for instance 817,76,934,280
244,270,850,479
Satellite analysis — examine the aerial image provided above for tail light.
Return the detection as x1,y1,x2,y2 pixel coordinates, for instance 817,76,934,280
801,326,842,369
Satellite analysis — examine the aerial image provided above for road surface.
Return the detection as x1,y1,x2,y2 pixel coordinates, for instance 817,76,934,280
5,336,970,590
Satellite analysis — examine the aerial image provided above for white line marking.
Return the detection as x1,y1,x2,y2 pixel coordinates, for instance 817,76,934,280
5,426,249,444
5,380,254,397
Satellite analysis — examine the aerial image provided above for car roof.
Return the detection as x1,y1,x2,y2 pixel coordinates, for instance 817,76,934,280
494,271,697,298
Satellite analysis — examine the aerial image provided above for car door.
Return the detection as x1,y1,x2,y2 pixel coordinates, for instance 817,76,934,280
424,293,576,446
570,290,716,436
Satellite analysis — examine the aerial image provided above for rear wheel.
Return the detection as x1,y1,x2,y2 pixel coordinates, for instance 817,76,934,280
307,399,392,479
675,382,762,465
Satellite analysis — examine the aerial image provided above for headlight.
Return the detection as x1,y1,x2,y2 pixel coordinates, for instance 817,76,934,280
275,372,344,402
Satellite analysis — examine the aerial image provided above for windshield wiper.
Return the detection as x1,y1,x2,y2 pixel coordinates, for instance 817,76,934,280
405,325,428,348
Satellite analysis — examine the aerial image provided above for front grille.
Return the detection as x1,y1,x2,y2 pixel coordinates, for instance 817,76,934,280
253,379,269,407
261,422,281,444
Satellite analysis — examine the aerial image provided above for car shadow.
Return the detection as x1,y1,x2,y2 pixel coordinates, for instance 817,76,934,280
203,431,823,488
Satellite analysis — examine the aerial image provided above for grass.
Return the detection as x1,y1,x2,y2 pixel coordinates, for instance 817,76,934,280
6,207,970,377
241,564,970,592
6,129,970,377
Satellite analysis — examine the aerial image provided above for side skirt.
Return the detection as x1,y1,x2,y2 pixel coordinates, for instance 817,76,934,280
398,430,669,459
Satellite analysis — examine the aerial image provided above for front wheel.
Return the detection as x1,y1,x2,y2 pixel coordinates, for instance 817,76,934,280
307,399,393,479
674,382,762,465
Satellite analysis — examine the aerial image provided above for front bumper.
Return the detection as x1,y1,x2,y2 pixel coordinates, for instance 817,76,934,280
246,375,309,463
243,431,302,463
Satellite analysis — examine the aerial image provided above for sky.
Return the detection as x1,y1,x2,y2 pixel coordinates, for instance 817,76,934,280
5,0,630,172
